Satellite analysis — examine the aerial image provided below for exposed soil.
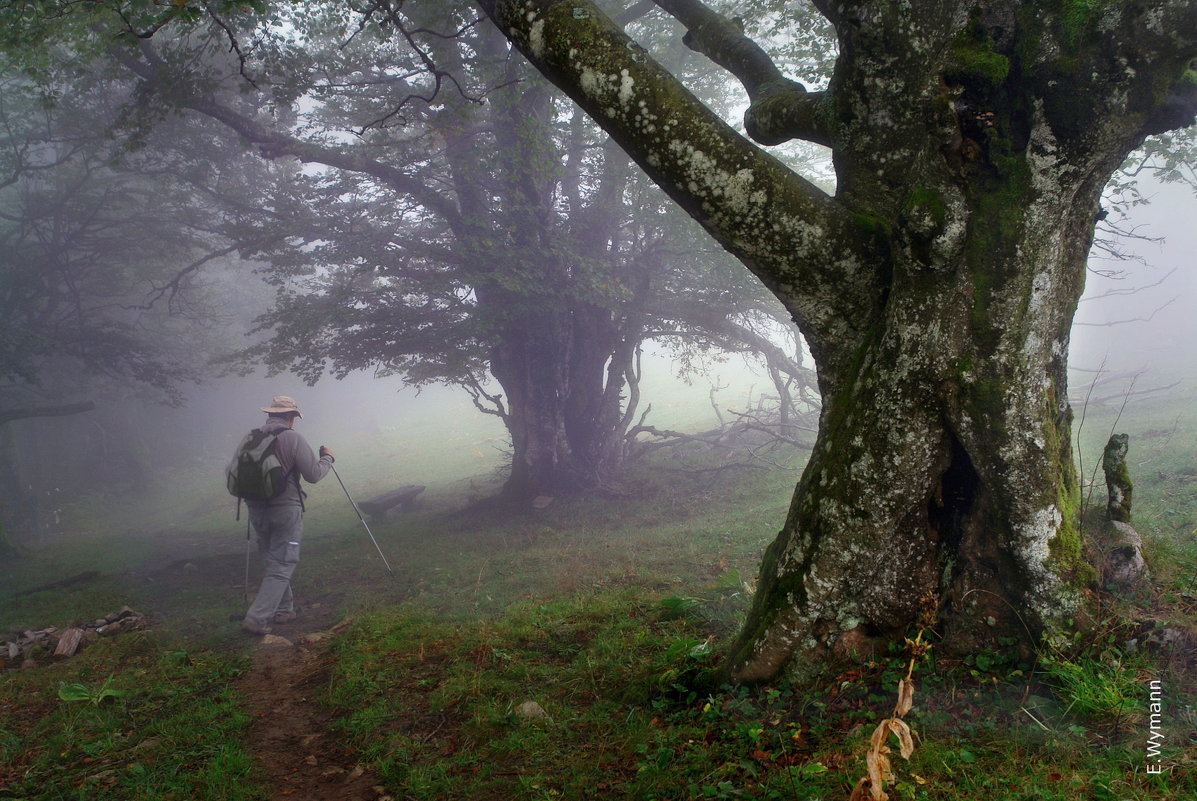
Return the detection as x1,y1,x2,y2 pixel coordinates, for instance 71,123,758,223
144,550,394,801
235,612,391,801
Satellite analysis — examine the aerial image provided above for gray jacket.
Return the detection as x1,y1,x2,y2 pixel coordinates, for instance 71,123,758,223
247,418,333,507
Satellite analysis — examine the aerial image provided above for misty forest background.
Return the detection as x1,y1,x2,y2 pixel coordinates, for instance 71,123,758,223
1,0,1194,559
2,2,1197,800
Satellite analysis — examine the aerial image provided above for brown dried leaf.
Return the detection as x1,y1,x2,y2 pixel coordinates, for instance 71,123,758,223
847,778,875,801
866,747,893,800
895,677,915,717
869,719,891,753
890,717,916,760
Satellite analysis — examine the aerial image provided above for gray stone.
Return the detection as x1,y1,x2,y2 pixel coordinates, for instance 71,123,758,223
1097,520,1149,590
258,634,294,648
514,700,548,720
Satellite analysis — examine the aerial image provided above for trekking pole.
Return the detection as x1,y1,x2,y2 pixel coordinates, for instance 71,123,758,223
244,517,253,602
330,464,395,576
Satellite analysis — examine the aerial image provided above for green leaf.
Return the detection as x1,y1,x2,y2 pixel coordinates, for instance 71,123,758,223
57,683,93,703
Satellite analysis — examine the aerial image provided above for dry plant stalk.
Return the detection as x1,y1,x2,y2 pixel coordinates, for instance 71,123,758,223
848,594,936,801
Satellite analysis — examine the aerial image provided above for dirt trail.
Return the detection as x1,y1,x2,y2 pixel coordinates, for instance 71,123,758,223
235,611,391,801
130,541,399,799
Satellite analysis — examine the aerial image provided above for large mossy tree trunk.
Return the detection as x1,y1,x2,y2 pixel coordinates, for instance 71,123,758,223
481,0,1197,679
488,296,638,500
728,181,1097,679
466,69,646,503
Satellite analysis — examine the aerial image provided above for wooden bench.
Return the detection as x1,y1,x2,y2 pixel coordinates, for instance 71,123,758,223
357,485,425,521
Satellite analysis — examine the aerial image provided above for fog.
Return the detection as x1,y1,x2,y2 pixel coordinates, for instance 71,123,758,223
4,178,1195,546
1072,177,1197,379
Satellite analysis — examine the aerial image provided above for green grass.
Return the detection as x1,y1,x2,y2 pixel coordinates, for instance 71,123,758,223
2,372,1196,800
0,634,262,801
323,592,1196,800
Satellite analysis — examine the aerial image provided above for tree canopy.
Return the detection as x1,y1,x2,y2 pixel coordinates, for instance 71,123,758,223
0,0,821,501
0,62,255,424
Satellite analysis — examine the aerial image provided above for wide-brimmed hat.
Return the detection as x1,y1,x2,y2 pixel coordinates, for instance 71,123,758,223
260,395,302,418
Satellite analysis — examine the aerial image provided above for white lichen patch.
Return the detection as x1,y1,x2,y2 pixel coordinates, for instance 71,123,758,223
1012,504,1075,616
578,66,601,98
528,17,546,58
617,69,635,106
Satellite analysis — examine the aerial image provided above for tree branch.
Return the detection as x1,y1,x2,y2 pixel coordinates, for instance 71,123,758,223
115,43,465,228
652,0,834,146
476,0,887,380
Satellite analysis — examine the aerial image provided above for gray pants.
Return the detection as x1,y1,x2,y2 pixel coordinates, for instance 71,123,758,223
244,504,303,629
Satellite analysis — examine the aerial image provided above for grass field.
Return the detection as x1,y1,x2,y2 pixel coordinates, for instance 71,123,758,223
1,373,1195,800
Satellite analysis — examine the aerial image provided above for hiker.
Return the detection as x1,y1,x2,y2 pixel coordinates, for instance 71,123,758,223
239,395,335,635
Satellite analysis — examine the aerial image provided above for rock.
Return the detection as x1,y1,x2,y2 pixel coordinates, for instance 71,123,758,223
1146,626,1192,651
1096,520,1149,590
304,755,318,766
300,632,331,644
53,628,84,658
258,634,293,648
133,737,163,753
514,700,548,720
87,769,118,783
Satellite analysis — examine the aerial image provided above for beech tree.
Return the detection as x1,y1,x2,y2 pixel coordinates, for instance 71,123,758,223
2,0,814,501
0,71,240,422
475,0,1197,680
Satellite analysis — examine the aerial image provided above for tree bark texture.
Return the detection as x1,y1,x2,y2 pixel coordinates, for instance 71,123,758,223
479,0,1197,678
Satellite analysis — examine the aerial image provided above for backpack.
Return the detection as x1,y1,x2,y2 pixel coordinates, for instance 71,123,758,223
225,428,293,513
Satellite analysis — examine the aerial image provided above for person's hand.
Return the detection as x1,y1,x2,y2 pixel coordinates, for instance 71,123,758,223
319,445,335,462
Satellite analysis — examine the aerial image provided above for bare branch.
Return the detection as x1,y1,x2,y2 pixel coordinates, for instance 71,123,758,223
350,1,490,132
1078,267,1177,303
1072,296,1178,327
202,2,259,89
114,42,464,226
122,237,279,313
463,377,509,421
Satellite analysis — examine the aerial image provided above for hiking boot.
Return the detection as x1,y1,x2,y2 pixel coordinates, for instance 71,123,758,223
272,611,297,624
241,619,272,636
